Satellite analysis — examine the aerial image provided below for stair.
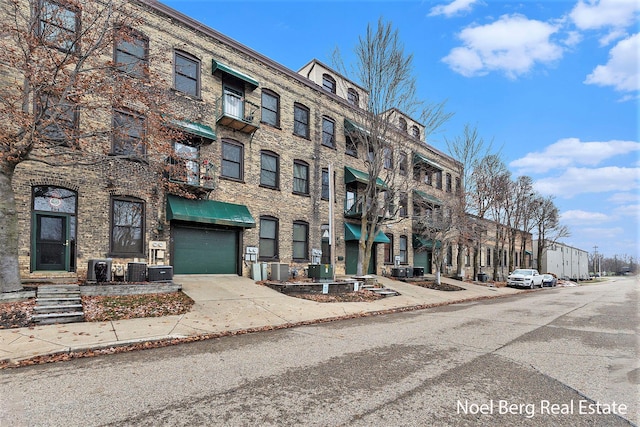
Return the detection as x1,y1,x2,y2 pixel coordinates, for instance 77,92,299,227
360,282,399,297
32,285,85,325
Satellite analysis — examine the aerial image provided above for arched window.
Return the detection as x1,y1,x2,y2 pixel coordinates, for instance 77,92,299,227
347,88,359,107
398,117,407,132
411,125,420,139
322,73,336,93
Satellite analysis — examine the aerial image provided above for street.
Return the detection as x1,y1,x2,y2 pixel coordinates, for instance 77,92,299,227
1,276,637,426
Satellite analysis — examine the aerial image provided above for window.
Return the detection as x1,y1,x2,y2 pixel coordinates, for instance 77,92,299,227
293,160,309,195
261,89,280,127
293,103,310,138
398,117,407,132
38,0,79,53
111,197,144,255
446,173,452,193
486,247,491,266
411,126,420,139
367,145,375,163
455,177,461,195
172,141,199,185
383,147,393,169
345,135,357,157
322,117,335,148
447,246,453,266
260,151,279,189
174,51,200,97
435,171,443,190
399,192,408,218
321,168,330,200
322,74,336,93
223,82,244,119
114,27,148,77
221,140,243,180
112,109,145,157
259,216,278,260
399,152,408,175
347,88,359,107
37,95,77,143
383,234,394,264
424,170,433,186
292,221,309,260
399,235,408,264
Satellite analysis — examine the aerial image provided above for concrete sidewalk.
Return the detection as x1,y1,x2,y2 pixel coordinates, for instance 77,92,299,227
0,275,523,366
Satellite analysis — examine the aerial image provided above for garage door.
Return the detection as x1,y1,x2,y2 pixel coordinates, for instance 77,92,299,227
173,225,238,274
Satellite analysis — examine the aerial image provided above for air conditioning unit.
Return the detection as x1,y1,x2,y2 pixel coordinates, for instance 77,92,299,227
148,265,173,282
270,263,289,281
127,262,147,282
87,259,112,282
391,267,407,278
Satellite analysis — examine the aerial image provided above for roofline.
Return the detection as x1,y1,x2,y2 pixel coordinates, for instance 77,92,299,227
299,58,368,93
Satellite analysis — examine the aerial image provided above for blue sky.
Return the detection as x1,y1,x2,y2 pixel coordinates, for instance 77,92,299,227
163,0,639,260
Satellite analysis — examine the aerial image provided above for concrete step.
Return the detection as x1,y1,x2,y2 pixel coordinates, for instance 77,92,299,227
32,312,85,325
34,304,83,313
371,288,399,297
36,297,82,305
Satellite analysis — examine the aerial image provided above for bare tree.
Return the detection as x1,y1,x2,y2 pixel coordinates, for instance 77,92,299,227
534,196,570,272
335,18,452,275
0,0,182,291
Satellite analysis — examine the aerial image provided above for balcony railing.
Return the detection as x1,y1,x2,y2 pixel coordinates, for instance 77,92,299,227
168,158,216,190
216,92,260,134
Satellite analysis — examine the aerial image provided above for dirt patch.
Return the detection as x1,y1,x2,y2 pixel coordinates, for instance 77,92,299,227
411,281,466,291
290,290,385,303
82,292,194,321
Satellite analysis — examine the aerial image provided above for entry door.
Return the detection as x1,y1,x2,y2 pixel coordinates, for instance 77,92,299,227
34,214,69,271
345,241,376,275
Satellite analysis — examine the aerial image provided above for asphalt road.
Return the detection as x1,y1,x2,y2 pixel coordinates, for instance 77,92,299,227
1,277,637,426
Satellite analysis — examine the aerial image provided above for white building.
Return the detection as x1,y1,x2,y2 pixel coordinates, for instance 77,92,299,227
533,241,590,280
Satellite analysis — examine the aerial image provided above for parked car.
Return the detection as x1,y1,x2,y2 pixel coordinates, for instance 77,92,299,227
542,273,557,287
507,269,543,289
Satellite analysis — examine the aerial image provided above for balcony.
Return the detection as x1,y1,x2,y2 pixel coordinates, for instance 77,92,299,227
216,92,260,134
168,158,216,192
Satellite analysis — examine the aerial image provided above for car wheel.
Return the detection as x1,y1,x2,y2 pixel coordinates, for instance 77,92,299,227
529,282,534,289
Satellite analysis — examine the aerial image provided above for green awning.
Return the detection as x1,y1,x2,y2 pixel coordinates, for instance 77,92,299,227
172,120,216,140
344,118,369,136
413,234,442,249
167,195,256,228
413,189,443,206
344,222,390,243
212,59,259,89
344,166,387,188
525,250,532,255
413,153,444,171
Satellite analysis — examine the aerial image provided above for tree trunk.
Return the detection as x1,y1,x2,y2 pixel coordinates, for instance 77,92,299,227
0,171,23,292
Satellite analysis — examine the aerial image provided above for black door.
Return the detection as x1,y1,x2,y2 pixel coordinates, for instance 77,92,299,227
35,214,69,271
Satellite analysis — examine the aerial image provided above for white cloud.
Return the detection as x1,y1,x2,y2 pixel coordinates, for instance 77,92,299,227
534,166,640,197
570,0,639,33
584,33,640,93
607,192,639,204
429,0,481,17
442,14,563,78
577,226,624,239
613,204,640,217
510,138,640,174
561,210,611,224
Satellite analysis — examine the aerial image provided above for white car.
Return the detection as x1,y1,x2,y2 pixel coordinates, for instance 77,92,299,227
507,269,543,289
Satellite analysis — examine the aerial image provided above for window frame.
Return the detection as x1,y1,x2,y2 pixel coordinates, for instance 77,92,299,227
398,117,407,132
383,234,394,264
399,192,408,218
322,116,335,148
114,26,149,78
173,50,200,98
345,135,358,157
411,125,420,139
110,196,145,257
399,235,408,264
260,150,280,189
446,173,452,193
292,160,310,195
38,0,80,54
220,140,244,181
36,94,78,144
112,109,146,158
293,103,310,139
259,216,279,260
321,168,330,200
292,221,309,261
322,73,336,94
347,88,359,107
261,89,280,127
399,152,408,176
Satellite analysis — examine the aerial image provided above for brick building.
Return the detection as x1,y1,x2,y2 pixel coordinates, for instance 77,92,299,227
5,0,466,283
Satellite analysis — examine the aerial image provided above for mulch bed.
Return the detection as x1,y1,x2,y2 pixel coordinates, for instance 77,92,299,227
0,292,193,329
410,281,466,291
290,290,384,303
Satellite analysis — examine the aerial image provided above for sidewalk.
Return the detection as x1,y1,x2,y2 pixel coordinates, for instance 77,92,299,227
0,275,523,366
